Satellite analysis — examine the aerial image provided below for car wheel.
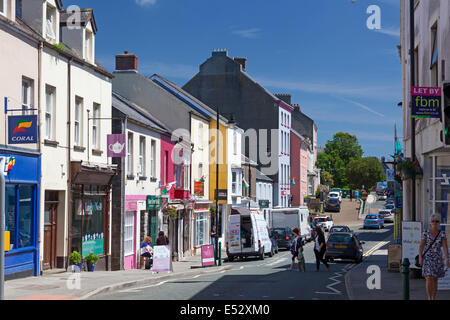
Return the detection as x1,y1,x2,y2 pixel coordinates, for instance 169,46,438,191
260,248,265,260
269,248,274,257
228,256,234,262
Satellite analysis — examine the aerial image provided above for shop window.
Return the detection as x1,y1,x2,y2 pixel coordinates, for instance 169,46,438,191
194,212,208,246
4,184,34,250
124,212,135,256
71,194,105,257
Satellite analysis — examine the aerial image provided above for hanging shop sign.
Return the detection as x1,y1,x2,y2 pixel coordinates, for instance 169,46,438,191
194,181,204,196
386,169,394,182
259,200,270,208
411,86,441,118
146,195,161,210
107,134,126,158
8,115,38,144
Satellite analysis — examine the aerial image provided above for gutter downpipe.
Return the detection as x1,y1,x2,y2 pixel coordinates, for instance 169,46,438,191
37,40,43,274
66,58,73,269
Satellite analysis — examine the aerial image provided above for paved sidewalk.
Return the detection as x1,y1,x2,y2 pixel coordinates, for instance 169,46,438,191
4,253,231,300
345,242,450,300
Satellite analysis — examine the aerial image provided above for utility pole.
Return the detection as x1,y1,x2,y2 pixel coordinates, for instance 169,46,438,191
409,0,416,221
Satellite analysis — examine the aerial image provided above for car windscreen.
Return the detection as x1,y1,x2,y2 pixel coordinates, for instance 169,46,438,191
328,234,352,243
366,215,378,219
379,211,389,215
329,193,339,197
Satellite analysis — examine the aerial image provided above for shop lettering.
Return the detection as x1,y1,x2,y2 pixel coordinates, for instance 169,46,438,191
11,136,35,143
180,305,214,318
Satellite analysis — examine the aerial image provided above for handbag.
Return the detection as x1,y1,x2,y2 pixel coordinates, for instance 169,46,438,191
415,231,441,267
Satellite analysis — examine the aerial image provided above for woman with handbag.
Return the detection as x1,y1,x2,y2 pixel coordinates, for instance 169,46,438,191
417,214,450,300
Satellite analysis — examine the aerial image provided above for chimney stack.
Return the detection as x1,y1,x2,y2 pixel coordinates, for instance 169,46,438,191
233,57,247,72
292,104,301,112
116,51,138,71
274,94,292,105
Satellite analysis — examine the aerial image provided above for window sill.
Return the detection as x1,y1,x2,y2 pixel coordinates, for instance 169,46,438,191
44,139,59,147
74,145,86,153
92,149,103,156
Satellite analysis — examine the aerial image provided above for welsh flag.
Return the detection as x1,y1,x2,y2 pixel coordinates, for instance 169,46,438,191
200,175,206,182
242,177,249,190
161,181,176,194
290,177,296,186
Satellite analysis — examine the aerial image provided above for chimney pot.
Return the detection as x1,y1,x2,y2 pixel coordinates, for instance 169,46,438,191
233,57,247,72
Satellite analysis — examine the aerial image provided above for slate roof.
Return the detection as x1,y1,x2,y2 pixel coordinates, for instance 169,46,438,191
60,8,97,34
112,92,170,134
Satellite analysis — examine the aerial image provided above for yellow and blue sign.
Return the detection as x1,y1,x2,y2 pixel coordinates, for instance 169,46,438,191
8,115,38,144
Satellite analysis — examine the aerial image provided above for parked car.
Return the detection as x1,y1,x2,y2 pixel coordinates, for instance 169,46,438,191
378,209,394,223
269,227,294,251
325,232,365,263
330,188,342,198
384,203,395,211
314,216,334,232
363,214,384,229
328,191,342,202
325,198,341,212
378,194,387,201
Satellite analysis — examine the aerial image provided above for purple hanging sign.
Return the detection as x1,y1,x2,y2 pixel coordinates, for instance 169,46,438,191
107,134,126,158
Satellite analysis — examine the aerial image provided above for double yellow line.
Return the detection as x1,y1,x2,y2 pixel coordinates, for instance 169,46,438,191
363,241,389,257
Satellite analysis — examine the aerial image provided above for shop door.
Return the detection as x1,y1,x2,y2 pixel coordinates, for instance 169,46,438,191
43,203,58,270
183,214,190,256
124,211,136,270
148,211,158,244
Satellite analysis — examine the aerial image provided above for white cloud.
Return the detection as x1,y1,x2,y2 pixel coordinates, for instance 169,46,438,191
135,0,157,6
232,28,261,39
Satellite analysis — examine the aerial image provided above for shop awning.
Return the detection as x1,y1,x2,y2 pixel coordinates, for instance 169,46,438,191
71,161,117,186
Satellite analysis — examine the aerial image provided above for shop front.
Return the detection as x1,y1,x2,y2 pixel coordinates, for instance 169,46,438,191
192,202,211,255
1,147,41,280
70,161,116,270
427,155,450,230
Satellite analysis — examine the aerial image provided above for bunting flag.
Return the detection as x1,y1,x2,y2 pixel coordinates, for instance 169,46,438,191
162,181,176,194
242,177,249,190
290,177,296,186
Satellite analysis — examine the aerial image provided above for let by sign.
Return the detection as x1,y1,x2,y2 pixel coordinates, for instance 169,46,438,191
411,86,441,118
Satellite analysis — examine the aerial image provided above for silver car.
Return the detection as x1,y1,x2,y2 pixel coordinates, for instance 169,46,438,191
378,209,394,223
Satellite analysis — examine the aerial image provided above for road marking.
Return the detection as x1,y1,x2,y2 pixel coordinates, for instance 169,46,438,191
192,275,201,279
364,241,389,257
239,266,245,270
265,257,288,266
372,249,388,255
316,269,346,295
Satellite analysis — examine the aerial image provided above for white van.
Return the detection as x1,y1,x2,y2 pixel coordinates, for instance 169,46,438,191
268,207,312,243
226,208,273,261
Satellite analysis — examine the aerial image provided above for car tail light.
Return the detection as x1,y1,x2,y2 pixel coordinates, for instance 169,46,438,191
353,243,357,251
258,240,262,248
376,220,379,223
285,235,290,241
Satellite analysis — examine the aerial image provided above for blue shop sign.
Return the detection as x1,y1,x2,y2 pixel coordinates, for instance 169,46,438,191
8,115,38,144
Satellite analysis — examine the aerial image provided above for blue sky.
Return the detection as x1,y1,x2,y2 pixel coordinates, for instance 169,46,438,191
71,0,402,158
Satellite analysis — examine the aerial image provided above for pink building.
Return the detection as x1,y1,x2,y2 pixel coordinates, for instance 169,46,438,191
290,129,310,206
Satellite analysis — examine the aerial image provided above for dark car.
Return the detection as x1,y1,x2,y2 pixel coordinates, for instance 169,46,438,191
328,226,351,238
325,232,365,263
325,198,341,212
269,227,294,251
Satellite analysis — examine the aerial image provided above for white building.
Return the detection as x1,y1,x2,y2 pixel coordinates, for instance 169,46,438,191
17,1,114,271
400,0,450,228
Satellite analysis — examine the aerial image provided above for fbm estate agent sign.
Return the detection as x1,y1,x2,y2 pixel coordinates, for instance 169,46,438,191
411,86,441,118
8,115,38,144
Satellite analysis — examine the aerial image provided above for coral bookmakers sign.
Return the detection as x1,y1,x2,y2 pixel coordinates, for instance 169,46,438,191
8,115,38,144
411,86,441,118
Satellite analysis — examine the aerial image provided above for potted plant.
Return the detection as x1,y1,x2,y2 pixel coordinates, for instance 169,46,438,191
163,206,177,219
69,252,83,273
84,252,99,272
209,206,216,218
397,159,422,180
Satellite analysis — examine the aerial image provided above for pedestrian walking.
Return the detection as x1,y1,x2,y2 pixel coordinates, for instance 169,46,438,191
156,231,169,245
288,228,304,271
417,214,450,300
313,226,330,272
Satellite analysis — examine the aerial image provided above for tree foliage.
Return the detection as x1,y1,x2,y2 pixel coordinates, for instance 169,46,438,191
320,170,334,186
346,157,386,190
317,132,363,188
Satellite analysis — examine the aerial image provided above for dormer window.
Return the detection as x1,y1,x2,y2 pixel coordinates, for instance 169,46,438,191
46,4,56,40
0,0,7,17
85,29,93,62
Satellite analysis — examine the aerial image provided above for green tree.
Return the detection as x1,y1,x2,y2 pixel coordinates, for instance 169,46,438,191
346,157,386,191
320,170,334,186
317,132,363,188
